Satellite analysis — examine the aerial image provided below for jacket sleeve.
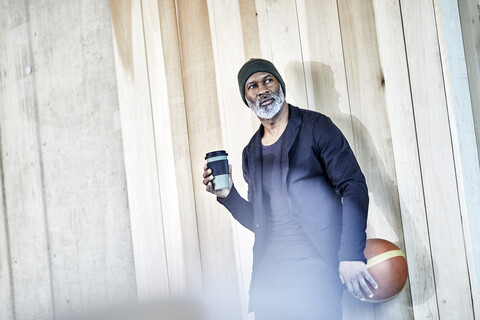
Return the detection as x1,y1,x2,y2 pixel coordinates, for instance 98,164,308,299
216,147,255,232
313,116,369,262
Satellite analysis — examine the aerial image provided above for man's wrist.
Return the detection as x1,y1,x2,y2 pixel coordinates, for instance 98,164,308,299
216,187,232,199
217,184,235,201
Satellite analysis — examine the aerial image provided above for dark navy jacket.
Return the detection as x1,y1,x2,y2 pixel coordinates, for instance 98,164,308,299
218,104,368,293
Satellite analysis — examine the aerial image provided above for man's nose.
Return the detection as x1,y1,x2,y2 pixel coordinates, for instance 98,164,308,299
258,83,269,96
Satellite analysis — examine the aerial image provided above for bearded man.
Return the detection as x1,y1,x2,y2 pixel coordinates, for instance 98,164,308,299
203,58,377,319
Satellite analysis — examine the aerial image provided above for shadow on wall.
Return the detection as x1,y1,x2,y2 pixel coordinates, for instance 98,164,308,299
285,60,433,308
285,60,401,232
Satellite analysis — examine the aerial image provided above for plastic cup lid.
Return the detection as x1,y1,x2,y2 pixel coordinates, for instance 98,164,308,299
205,150,228,159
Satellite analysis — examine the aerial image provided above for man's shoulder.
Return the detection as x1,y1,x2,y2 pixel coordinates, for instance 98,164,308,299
292,105,330,126
293,106,343,143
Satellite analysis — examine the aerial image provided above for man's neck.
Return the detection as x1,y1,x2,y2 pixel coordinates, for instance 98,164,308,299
260,102,289,145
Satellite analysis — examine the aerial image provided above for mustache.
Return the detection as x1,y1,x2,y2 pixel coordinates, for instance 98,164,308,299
258,93,276,106
261,95,272,102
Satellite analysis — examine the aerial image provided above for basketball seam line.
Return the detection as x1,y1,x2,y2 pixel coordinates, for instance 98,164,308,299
366,250,406,269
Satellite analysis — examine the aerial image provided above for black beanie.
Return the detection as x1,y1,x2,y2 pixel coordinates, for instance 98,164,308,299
237,58,286,106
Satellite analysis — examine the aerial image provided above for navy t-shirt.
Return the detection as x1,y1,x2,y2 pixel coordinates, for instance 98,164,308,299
261,133,318,261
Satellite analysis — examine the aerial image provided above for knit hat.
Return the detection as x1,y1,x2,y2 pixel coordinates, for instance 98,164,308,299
237,58,286,106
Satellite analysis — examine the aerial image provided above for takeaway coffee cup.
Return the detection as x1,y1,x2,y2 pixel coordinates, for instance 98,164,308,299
205,150,229,190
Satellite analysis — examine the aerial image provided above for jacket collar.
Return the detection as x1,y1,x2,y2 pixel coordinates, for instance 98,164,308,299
247,104,302,193
282,104,301,156
250,103,301,150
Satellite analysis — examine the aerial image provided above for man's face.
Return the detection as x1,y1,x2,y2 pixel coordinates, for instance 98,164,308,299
244,72,285,119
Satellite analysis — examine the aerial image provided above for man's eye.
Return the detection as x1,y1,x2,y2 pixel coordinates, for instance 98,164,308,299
265,78,272,84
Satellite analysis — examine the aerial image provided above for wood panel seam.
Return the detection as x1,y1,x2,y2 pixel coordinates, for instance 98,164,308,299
293,0,310,109
138,0,172,295
173,0,206,289
335,0,357,153
396,0,441,317
431,0,477,315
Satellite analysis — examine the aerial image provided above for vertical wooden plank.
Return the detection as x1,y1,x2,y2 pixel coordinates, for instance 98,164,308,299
337,0,413,318
110,0,170,301
176,0,243,316
156,0,204,293
0,0,55,319
27,0,137,316
458,0,480,163
206,1,256,317
238,0,263,134
458,0,480,315
372,0,439,318
400,0,474,318
434,0,480,316
141,0,188,296
239,0,262,60
255,0,308,108
295,0,354,153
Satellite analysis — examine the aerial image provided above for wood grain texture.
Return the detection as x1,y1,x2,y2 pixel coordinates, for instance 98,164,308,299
206,1,256,317
157,0,204,293
239,0,262,60
458,0,480,164
458,0,480,314
142,0,188,296
106,0,480,319
372,0,439,318
400,0,474,318
337,0,412,318
111,0,170,301
176,0,243,316
255,0,308,109
434,0,480,316
295,0,354,148
238,0,263,134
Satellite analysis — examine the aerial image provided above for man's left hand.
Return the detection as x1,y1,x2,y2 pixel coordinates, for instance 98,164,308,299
339,260,378,300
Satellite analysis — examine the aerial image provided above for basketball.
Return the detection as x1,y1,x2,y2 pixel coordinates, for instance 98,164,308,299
363,238,408,303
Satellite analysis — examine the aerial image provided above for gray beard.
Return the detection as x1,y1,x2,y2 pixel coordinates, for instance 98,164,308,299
246,86,285,120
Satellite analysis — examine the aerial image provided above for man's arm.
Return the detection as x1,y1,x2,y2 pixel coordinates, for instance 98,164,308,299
313,115,377,299
203,164,255,231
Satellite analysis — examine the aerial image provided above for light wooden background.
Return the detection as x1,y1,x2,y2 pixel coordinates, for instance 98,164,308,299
1,0,479,319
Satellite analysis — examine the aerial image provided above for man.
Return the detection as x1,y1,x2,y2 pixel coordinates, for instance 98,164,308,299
203,58,377,319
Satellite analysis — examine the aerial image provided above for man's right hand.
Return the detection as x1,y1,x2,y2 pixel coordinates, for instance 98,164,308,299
339,260,378,300
203,164,232,198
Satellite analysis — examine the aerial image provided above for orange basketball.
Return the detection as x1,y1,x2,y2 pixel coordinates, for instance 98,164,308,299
363,238,408,303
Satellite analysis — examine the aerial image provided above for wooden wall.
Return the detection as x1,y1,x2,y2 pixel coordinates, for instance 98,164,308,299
109,0,479,319
439,0,480,317
1,0,479,319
